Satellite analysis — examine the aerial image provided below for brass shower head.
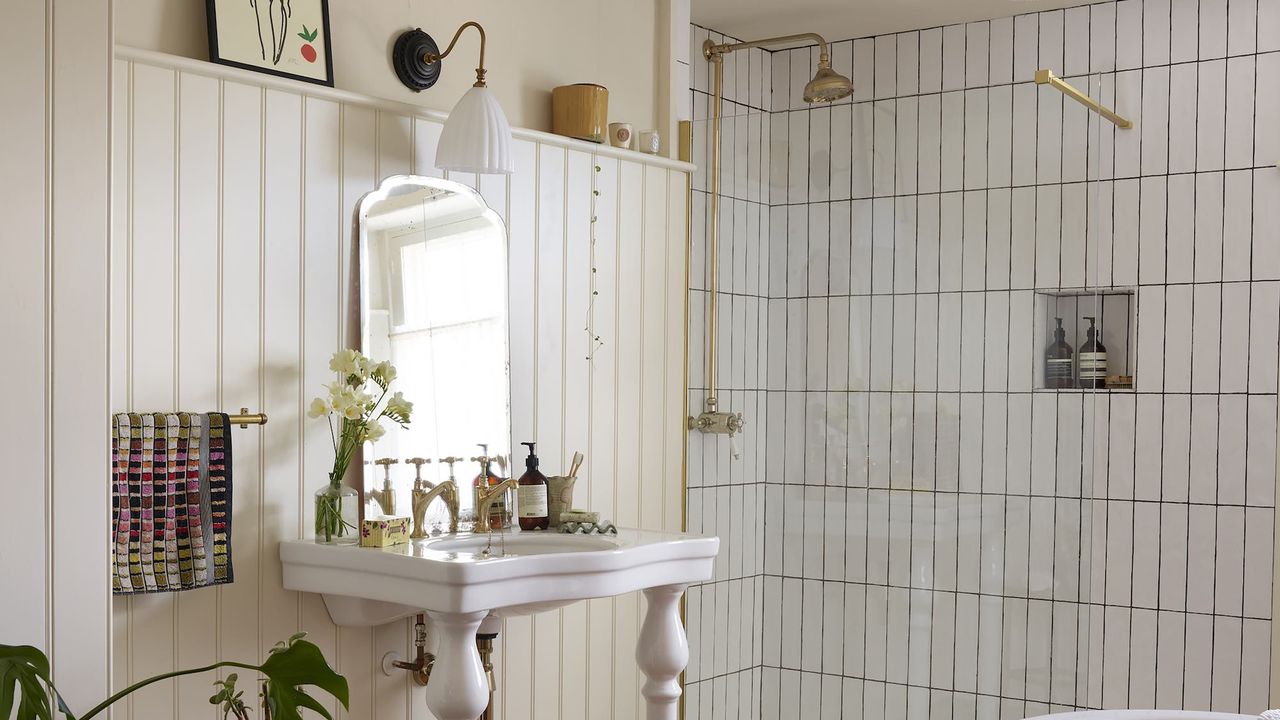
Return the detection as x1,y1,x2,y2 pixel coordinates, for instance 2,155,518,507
804,63,854,103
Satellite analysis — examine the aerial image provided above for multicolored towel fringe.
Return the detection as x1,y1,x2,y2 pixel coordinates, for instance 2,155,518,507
112,412,234,594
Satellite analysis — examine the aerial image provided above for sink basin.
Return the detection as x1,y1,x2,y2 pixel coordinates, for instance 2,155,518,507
280,527,717,624
279,526,718,720
424,532,618,556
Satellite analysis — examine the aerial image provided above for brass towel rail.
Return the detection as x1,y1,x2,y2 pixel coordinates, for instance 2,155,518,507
228,408,268,428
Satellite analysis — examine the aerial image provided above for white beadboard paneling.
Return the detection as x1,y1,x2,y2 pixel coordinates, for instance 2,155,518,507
1,0,113,710
114,52,691,720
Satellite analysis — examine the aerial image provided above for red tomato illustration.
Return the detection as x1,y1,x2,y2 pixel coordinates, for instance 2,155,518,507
298,25,320,64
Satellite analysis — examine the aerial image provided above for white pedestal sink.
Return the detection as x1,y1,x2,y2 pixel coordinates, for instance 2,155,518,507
279,528,719,720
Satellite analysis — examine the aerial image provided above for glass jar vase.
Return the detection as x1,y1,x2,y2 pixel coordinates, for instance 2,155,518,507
314,483,360,545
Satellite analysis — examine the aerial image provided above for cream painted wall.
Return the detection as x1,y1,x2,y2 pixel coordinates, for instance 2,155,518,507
111,47,689,720
115,0,663,134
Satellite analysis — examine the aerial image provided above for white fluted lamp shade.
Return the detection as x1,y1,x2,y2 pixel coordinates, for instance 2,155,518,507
435,85,514,175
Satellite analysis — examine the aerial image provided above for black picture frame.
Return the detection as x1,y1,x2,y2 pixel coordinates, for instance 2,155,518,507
205,0,335,88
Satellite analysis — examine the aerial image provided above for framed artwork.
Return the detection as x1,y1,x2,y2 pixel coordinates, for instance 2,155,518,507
206,0,334,86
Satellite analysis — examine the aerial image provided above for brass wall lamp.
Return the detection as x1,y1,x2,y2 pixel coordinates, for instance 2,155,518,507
392,22,514,174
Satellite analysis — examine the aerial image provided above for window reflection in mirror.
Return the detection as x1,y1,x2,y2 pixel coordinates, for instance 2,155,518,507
359,176,511,523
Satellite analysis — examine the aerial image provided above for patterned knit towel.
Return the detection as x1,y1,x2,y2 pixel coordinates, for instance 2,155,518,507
112,412,234,594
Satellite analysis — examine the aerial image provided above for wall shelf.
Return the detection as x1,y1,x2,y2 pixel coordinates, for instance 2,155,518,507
1033,289,1136,391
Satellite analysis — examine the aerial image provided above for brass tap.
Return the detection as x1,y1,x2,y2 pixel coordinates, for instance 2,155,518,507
372,458,399,516
473,478,518,533
412,480,459,538
405,457,433,490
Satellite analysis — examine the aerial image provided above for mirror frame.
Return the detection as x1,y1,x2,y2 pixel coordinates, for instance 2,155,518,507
354,174,513,507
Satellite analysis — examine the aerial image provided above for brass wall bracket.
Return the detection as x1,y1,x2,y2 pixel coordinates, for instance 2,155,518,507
1034,69,1133,129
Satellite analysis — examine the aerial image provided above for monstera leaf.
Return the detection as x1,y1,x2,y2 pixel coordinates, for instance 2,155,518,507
0,644,72,720
1,635,347,720
259,634,349,720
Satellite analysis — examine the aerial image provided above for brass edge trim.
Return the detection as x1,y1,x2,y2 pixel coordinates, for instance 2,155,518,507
677,119,693,164
678,156,693,720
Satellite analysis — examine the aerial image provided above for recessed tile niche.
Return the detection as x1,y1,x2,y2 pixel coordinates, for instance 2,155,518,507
1033,288,1135,391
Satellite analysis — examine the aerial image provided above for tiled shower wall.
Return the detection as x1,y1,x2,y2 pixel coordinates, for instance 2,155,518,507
684,26,772,719
686,0,1280,717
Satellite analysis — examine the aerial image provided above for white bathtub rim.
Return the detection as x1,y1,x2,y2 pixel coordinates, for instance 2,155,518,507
1025,711,1256,720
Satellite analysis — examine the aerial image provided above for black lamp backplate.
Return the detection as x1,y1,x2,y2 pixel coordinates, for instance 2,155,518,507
392,28,443,92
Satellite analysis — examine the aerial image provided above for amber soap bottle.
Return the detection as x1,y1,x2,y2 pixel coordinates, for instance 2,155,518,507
1044,317,1074,389
516,442,549,531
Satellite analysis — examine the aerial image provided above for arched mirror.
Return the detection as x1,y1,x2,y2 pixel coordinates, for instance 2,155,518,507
357,175,510,526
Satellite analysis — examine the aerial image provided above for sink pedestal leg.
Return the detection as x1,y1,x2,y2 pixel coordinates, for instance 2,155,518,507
636,584,688,720
423,610,490,720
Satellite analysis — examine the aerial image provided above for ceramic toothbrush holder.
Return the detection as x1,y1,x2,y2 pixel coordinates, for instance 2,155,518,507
546,475,577,526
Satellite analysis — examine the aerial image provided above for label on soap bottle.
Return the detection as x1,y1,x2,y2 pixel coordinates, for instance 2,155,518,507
517,485,548,518
1078,351,1108,380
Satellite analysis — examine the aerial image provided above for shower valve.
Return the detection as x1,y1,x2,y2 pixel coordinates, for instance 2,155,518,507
688,410,745,436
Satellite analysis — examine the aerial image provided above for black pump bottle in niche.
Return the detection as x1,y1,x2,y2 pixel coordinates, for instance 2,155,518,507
1044,317,1074,389
1077,315,1108,389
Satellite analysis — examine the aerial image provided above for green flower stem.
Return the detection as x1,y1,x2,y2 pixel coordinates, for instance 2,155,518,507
79,661,259,720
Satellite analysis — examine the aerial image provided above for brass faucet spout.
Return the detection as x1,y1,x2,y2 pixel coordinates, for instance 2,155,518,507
474,478,518,533
412,480,460,538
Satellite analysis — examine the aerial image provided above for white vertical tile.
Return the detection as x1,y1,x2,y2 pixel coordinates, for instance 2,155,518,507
917,94,942,195
1212,617,1244,712
1140,67,1171,175
1226,56,1257,170
1202,0,1230,57
990,17,1014,84
1223,170,1254,281
1228,0,1259,55
1091,5,1119,74
943,24,966,90
1167,63,1198,174
853,39,875,105
1116,0,1145,70
1195,173,1225,281
1145,0,1173,65
1197,60,1227,172
1164,285,1193,392
872,38,899,103
1192,284,1222,393
1262,0,1280,50
1171,0,1200,62
1247,395,1278,507
1249,282,1280,390
1220,282,1251,392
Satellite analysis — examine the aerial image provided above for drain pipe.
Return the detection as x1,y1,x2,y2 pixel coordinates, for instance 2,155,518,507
382,613,500,718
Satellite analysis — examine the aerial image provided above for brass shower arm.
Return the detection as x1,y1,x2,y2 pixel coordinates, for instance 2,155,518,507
704,32,832,65
423,21,488,86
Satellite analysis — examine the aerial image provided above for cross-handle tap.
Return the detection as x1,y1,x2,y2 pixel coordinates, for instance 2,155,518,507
372,458,400,516
473,478,518,533
405,457,433,490
411,480,459,538
438,456,464,480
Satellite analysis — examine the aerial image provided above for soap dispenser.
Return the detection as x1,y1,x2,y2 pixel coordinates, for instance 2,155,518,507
517,442,550,530
472,444,505,530
1077,316,1108,389
1044,317,1074,389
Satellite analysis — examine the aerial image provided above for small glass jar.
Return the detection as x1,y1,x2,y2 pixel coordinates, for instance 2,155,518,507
314,484,360,545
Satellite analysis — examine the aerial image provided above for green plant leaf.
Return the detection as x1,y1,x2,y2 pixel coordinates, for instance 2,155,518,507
259,638,349,720
296,25,318,42
0,644,63,720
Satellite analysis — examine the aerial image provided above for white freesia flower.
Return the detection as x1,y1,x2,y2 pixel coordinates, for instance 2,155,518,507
329,349,363,377
363,422,386,443
372,360,397,386
384,391,413,421
307,397,330,418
